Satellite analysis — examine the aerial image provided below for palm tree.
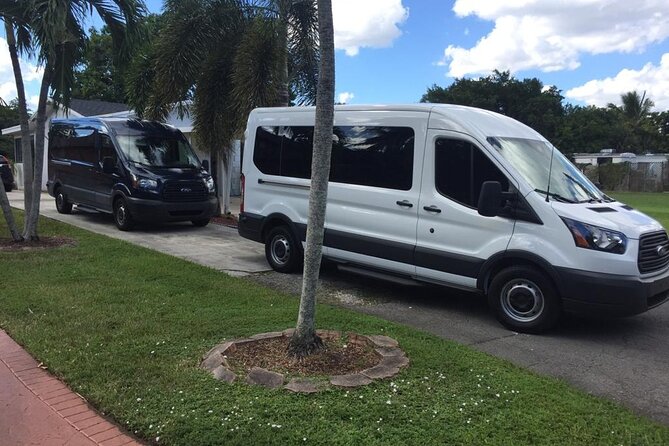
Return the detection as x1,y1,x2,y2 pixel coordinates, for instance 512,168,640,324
287,0,334,358
621,91,654,123
618,91,655,152
126,0,319,168
2,0,144,240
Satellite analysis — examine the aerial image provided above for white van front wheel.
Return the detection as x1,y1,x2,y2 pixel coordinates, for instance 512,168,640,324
265,226,302,273
488,266,561,333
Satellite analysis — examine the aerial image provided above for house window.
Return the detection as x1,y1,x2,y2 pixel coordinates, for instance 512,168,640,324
13,136,35,163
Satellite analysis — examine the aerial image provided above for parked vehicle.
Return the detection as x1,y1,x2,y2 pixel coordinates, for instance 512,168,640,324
47,118,218,231
238,104,669,333
0,154,15,192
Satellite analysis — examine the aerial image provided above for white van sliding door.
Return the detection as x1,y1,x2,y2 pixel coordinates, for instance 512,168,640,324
324,112,427,275
415,131,516,288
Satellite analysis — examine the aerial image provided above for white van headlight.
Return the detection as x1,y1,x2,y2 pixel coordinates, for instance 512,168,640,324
561,217,627,254
205,176,215,193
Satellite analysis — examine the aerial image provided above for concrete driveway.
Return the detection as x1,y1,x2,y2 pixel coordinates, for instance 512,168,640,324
7,190,669,425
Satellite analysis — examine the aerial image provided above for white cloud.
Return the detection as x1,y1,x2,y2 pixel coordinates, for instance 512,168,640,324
337,92,355,104
440,0,669,77
333,0,409,56
566,53,669,110
0,37,44,102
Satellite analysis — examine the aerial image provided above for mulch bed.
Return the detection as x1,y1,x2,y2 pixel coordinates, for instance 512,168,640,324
0,236,77,252
211,214,238,228
226,337,381,377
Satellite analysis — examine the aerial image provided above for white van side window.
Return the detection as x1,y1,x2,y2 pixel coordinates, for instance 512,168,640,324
435,138,509,209
253,125,414,190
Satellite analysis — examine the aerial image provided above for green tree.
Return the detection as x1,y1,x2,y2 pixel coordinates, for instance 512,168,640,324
126,0,319,166
554,104,627,153
609,91,656,153
2,0,144,241
73,14,163,103
421,70,565,142
288,0,334,357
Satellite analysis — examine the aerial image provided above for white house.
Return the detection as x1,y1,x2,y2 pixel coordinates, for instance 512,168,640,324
573,151,669,166
1,98,241,212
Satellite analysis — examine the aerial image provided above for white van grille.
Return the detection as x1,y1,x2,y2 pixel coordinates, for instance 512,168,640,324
638,231,669,274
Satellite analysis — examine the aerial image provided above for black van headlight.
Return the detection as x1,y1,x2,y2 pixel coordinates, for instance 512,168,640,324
205,177,215,193
561,217,627,254
131,173,158,191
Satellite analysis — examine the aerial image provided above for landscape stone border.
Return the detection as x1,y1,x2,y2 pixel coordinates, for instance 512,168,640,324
199,329,409,393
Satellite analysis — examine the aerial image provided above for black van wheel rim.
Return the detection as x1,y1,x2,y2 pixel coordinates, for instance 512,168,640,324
116,202,127,225
56,193,64,210
270,234,291,266
500,279,544,323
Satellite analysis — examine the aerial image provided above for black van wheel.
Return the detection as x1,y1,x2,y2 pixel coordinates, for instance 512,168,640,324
192,218,210,227
265,226,302,273
488,266,561,334
113,197,135,231
55,188,73,214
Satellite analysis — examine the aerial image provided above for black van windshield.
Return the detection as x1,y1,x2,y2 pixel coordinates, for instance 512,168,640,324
116,134,201,168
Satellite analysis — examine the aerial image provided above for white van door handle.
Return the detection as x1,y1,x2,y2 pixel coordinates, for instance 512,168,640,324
396,200,413,208
423,205,442,213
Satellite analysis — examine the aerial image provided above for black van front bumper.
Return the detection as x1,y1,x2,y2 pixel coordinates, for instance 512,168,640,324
126,195,219,223
557,266,669,316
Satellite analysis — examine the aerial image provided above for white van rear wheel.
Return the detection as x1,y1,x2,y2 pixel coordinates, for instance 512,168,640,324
488,266,561,333
265,226,302,273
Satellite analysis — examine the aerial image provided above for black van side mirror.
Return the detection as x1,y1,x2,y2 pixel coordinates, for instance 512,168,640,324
478,181,502,217
101,156,116,174
202,159,210,172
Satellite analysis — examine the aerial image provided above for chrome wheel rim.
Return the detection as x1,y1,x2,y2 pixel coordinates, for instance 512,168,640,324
270,235,291,266
500,279,544,323
56,193,64,210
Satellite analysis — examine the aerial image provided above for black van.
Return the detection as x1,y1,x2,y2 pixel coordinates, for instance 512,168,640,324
47,118,218,230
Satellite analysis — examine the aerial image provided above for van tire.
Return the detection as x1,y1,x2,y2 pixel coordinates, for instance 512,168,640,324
3,183,12,193
265,226,302,273
55,187,73,214
488,266,561,333
113,197,135,231
192,218,210,227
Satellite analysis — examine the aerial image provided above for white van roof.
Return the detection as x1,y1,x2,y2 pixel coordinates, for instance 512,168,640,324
250,104,546,142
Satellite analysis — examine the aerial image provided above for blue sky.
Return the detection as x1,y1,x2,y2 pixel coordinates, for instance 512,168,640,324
3,0,669,110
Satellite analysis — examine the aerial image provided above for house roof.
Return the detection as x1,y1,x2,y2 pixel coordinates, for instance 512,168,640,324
69,98,129,117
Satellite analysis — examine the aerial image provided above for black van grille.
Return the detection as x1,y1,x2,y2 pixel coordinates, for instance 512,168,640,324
162,180,208,202
638,231,669,274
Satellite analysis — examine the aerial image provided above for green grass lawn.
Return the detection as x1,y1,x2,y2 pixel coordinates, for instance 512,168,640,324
1,212,668,445
609,192,669,229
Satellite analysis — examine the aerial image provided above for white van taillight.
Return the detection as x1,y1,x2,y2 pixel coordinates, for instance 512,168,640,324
240,173,245,214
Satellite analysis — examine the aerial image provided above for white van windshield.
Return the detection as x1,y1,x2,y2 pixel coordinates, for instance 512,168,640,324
116,135,201,168
488,137,608,203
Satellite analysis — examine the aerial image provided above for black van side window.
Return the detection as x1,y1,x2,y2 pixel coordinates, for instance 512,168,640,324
435,138,509,209
99,133,116,162
254,125,414,190
51,127,96,164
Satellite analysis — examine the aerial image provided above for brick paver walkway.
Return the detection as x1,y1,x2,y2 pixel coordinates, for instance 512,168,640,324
0,330,143,446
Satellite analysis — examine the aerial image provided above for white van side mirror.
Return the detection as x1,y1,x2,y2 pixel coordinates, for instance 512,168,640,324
478,181,502,217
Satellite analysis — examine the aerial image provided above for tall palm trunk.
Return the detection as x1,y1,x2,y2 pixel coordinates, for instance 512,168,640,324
288,0,334,358
23,63,53,240
4,22,34,214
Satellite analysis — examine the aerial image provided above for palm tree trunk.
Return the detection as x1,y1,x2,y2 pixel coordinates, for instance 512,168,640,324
23,63,53,241
0,182,22,241
288,0,335,358
4,22,34,217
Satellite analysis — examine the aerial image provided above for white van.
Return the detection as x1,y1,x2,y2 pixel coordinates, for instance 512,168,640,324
238,104,669,333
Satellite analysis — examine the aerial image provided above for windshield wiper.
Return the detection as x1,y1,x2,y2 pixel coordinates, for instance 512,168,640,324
563,173,602,203
534,189,576,203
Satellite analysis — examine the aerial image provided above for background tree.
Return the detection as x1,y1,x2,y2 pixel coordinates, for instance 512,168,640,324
288,0,334,358
0,99,22,158
73,14,163,103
